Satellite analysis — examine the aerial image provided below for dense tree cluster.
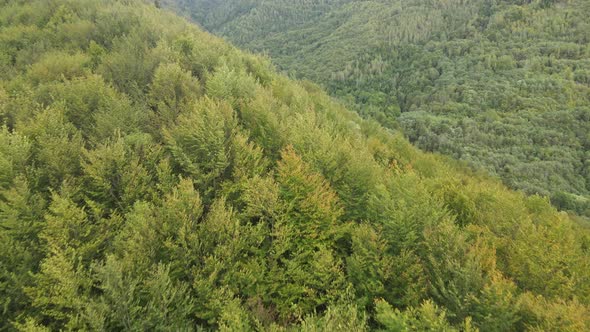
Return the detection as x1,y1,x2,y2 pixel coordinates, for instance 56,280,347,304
164,0,590,218
1,0,590,330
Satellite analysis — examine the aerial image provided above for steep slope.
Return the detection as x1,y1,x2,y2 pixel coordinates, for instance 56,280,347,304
165,0,590,217
1,0,589,330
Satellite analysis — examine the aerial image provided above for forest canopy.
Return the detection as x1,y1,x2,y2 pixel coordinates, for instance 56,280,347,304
164,0,590,218
0,0,589,331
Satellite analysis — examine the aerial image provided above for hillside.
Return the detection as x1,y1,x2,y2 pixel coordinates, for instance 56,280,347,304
1,0,590,330
165,0,590,217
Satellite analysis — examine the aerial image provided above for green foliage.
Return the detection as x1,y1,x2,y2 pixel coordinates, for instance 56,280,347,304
264,147,347,321
30,74,144,141
82,134,158,212
0,177,45,328
27,51,89,86
26,250,93,330
167,0,590,218
164,97,237,199
0,127,30,188
347,224,426,309
149,62,201,125
374,298,469,332
299,299,368,332
21,108,84,191
0,0,589,330
206,62,258,107
92,258,195,330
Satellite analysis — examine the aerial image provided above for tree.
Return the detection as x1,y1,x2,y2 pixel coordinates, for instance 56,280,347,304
164,97,237,200
21,108,84,192
149,62,201,126
264,146,347,321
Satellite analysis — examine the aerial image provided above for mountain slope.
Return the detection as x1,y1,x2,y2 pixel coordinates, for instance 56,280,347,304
1,0,589,330
165,0,590,217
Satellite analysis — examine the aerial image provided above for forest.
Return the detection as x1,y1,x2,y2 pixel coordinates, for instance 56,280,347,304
1,0,590,330
164,0,590,218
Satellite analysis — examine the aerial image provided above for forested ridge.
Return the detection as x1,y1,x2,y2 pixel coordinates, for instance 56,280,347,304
1,0,590,330
164,0,590,218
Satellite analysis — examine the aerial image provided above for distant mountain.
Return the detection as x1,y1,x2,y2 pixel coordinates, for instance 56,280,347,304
1,0,589,330
165,0,590,217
